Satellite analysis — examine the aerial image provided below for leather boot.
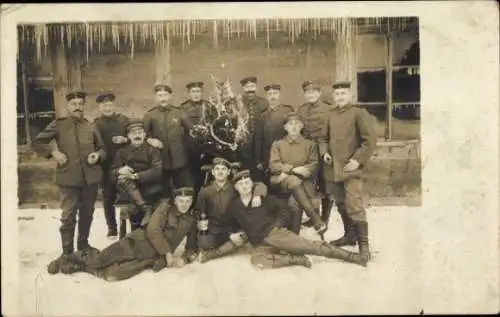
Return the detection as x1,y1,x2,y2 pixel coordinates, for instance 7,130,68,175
330,204,357,247
140,205,154,227
117,178,151,216
288,206,303,234
198,241,239,263
77,213,96,252
289,255,313,268
291,184,326,234
316,242,367,267
354,220,371,263
320,198,332,225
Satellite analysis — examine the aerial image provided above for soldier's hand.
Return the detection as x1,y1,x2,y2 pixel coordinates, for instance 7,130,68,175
118,165,135,176
51,150,68,167
277,172,288,183
343,159,360,172
164,252,175,267
229,232,246,247
112,135,129,144
147,138,164,149
256,163,264,170
87,152,100,165
251,196,262,208
323,153,333,165
292,166,311,178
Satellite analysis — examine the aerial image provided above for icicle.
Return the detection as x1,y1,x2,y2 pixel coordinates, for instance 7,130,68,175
181,21,186,51
252,19,257,40
225,19,230,45
229,19,233,43
85,23,90,63
266,19,270,49
42,25,48,59
187,20,191,45
213,20,218,48
130,23,134,59
291,19,295,44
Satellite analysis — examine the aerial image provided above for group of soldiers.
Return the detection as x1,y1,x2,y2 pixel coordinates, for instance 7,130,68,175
32,75,377,281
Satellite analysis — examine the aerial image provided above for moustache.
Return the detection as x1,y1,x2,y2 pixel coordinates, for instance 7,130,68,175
245,90,256,94
133,137,143,141
73,109,83,113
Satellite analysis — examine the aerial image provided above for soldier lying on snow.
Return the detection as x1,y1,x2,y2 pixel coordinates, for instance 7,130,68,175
52,187,198,282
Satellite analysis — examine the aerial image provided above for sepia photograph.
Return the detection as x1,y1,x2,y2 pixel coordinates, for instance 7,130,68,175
2,2,498,316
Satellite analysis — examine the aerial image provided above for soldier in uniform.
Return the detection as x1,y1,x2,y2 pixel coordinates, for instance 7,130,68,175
32,91,107,274
239,76,269,180
268,112,326,235
225,170,367,269
57,188,198,281
319,81,377,264
181,81,211,193
195,157,268,263
93,92,130,239
110,119,163,233
254,83,294,187
296,80,332,226
143,84,196,197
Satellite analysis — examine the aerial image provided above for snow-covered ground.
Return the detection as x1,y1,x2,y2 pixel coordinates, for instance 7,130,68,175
16,206,423,315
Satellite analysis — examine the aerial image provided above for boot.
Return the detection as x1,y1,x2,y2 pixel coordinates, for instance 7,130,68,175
198,241,238,263
139,205,154,227
289,255,313,268
320,198,332,225
291,184,326,234
316,241,367,267
118,178,151,216
330,205,357,247
47,253,72,275
288,207,303,234
354,220,371,263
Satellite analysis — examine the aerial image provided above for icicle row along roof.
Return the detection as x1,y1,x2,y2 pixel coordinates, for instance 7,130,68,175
18,17,418,60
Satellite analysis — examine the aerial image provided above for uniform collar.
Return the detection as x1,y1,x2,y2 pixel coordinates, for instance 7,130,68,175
285,135,305,144
331,103,353,112
156,104,175,112
214,181,230,192
70,115,85,124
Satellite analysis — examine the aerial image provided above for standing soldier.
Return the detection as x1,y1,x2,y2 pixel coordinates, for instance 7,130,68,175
319,81,377,264
254,83,294,187
143,84,196,197
181,81,210,193
93,92,130,240
296,80,332,226
268,112,326,235
32,91,107,274
239,76,269,179
110,119,164,234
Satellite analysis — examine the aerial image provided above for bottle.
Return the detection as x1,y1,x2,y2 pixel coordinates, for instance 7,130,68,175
198,211,209,235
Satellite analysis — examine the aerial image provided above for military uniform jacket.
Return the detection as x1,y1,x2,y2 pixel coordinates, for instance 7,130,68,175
295,101,330,144
318,105,377,182
254,104,294,169
225,194,290,246
110,142,163,194
269,135,319,177
126,200,197,259
194,181,269,234
240,95,269,159
94,113,130,169
143,104,194,171
32,116,107,187
181,99,209,155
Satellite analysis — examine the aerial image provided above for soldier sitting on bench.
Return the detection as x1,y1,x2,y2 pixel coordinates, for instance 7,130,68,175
109,119,163,237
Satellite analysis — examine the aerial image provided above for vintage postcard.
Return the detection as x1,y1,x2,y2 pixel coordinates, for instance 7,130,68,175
1,2,499,316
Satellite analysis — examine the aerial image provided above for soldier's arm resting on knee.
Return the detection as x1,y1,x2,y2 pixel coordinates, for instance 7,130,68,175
146,203,173,256
253,182,268,198
292,142,319,178
136,148,163,183
351,109,377,167
269,141,294,175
